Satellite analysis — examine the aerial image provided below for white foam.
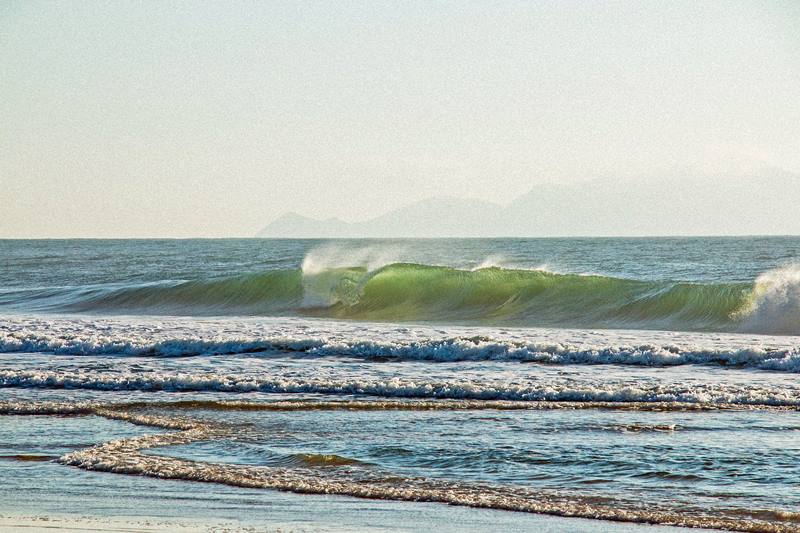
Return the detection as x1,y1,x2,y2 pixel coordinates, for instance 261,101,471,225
2,368,798,406
740,264,800,335
2,319,799,371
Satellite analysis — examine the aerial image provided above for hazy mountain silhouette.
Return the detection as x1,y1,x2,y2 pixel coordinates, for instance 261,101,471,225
257,170,800,237
258,197,502,238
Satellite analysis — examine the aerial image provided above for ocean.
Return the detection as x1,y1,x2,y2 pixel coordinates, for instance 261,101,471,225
1,237,799,532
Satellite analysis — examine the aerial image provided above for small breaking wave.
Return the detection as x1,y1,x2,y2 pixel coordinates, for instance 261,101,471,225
2,329,799,371
2,370,799,406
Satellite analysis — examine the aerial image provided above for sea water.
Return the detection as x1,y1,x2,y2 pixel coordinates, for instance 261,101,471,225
1,238,799,531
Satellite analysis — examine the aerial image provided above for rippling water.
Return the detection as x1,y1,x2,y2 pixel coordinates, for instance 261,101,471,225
1,238,799,531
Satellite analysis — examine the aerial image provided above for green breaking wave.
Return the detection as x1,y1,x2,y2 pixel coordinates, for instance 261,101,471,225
68,263,761,332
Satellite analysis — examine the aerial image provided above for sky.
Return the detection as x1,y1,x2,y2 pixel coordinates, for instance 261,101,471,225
2,0,799,237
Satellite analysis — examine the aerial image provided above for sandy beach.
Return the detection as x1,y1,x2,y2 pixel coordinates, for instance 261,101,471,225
0,509,721,533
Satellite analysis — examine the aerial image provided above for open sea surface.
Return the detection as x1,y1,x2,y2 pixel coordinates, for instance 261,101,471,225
1,238,799,532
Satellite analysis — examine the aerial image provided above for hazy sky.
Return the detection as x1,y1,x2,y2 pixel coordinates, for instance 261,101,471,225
2,1,799,237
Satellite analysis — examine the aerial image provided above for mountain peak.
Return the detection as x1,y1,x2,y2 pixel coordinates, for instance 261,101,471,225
258,171,800,237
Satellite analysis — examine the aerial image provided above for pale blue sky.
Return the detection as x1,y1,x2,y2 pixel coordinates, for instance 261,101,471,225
2,1,799,237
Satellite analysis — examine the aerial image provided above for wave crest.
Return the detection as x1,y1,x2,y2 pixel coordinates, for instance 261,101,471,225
739,265,800,335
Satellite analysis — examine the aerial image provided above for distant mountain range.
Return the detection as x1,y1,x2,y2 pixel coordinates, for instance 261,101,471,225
257,170,800,237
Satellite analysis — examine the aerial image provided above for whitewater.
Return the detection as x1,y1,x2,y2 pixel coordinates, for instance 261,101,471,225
1,237,799,532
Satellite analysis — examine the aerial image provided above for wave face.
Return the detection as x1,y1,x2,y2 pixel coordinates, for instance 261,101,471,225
8,262,792,334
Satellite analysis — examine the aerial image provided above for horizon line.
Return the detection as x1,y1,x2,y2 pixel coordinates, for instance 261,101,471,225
3,234,800,241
